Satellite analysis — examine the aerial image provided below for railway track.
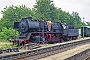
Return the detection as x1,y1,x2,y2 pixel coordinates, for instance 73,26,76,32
38,43,90,60
0,38,90,60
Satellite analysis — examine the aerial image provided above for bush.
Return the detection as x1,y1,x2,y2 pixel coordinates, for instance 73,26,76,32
0,27,18,42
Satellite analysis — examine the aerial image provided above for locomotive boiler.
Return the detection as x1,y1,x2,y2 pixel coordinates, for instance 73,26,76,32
12,17,79,45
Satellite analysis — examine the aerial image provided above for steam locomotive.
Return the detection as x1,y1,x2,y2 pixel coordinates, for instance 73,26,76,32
12,17,79,45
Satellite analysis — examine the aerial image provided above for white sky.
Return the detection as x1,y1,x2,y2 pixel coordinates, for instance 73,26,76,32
0,0,90,22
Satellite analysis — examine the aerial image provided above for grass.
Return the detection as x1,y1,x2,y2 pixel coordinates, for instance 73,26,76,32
0,41,17,50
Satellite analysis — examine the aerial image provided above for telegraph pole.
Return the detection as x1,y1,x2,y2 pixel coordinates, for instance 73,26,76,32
83,17,85,38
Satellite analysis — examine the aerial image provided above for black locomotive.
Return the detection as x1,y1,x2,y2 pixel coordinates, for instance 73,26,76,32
12,17,79,45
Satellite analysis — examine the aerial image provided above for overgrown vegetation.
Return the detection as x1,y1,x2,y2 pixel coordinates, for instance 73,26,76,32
0,0,90,42
0,42,17,50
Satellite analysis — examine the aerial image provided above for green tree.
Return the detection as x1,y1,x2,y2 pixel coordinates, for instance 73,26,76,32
0,20,4,32
33,0,57,21
71,12,83,28
1,5,32,28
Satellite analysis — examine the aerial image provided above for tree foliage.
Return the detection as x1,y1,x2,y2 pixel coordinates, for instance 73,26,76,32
33,0,57,21
1,5,32,28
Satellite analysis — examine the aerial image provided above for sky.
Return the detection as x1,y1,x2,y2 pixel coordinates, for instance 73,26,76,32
0,0,90,22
